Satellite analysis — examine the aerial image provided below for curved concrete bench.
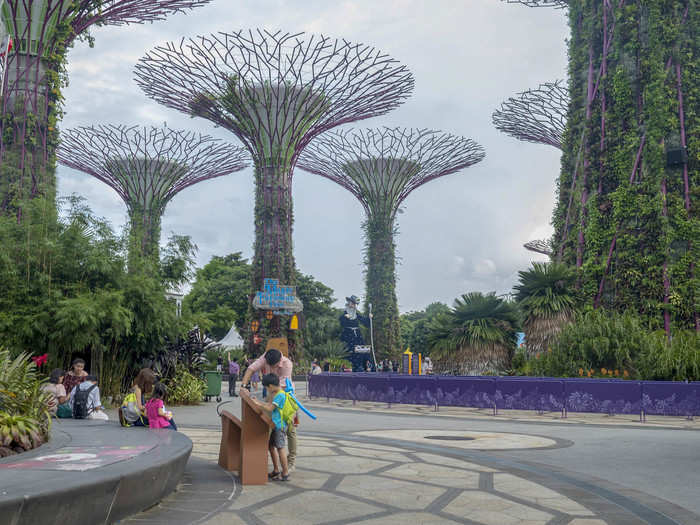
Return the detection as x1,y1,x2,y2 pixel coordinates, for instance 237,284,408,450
0,419,192,525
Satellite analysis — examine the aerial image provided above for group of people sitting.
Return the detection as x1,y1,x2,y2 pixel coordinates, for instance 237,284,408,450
41,359,109,420
40,359,177,430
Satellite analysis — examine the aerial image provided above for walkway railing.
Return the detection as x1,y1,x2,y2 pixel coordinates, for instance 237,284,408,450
308,373,700,420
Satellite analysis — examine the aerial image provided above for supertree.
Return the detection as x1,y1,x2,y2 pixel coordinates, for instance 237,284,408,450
134,30,414,351
0,0,212,219
493,80,568,150
507,1,700,333
298,128,485,357
56,124,248,266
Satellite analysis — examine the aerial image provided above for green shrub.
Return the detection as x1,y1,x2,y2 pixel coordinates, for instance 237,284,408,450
525,310,656,378
639,331,700,381
165,365,206,405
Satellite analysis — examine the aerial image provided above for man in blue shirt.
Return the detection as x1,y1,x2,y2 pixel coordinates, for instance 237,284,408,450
252,373,290,481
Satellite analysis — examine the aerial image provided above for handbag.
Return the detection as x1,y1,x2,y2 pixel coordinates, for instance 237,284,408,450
56,402,72,418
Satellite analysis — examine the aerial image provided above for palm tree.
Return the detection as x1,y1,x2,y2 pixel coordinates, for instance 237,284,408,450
514,262,577,355
428,292,520,375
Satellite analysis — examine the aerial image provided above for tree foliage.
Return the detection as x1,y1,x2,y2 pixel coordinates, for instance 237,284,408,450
428,292,520,375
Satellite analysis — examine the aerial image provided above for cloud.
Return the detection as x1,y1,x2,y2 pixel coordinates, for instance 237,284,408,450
56,0,568,312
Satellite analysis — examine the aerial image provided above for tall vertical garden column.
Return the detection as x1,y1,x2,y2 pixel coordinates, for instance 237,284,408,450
56,124,248,268
0,0,211,219
134,30,414,352
507,0,700,332
298,128,485,356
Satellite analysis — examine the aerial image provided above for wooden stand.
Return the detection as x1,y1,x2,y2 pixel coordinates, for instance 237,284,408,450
218,389,273,485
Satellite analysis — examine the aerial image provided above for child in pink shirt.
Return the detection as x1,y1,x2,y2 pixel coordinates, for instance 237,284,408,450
145,383,177,430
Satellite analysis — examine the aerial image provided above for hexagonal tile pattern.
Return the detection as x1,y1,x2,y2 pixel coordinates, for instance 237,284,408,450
382,462,481,488
301,454,392,474
253,490,383,524
444,491,554,524
337,474,446,510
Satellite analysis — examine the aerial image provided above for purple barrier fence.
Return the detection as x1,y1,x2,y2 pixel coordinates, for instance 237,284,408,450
308,373,700,418
641,381,700,417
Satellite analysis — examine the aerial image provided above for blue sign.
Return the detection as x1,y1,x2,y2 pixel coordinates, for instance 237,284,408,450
253,278,303,314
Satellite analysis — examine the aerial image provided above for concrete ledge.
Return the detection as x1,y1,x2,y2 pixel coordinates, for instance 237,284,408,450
0,420,192,525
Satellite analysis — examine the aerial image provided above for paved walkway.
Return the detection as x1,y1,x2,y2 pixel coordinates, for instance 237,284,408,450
122,383,700,525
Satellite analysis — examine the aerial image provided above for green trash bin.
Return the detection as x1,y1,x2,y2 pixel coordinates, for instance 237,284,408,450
203,370,222,402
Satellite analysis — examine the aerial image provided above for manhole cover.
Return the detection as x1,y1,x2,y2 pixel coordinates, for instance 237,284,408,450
424,435,475,441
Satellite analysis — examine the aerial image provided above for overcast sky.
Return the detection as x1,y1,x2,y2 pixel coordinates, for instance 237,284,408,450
58,0,568,313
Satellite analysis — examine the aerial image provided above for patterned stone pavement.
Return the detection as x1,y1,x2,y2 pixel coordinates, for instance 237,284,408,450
122,425,693,525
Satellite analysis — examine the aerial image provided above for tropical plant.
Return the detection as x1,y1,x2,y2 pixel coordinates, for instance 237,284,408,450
0,349,51,454
164,365,206,406
528,310,655,378
427,292,520,375
639,330,700,382
306,339,347,363
514,262,578,354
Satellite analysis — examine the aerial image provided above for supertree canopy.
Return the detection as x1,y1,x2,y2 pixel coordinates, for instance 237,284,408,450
0,0,212,218
508,1,700,333
134,29,414,350
298,127,485,356
492,80,568,149
56,124,248,265
524,239,553,257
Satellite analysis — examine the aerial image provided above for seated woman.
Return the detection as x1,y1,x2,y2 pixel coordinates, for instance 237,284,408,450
62,358,88,396
42,369,69,417
120,368,156,427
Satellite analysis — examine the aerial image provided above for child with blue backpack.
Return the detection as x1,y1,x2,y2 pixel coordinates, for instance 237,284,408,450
252,373,297,481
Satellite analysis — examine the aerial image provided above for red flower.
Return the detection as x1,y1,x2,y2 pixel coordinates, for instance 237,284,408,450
31,354,48,367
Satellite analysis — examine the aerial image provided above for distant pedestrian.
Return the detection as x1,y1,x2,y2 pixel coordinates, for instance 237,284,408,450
228,353,240,397
311,361,322,375
216,355,223,373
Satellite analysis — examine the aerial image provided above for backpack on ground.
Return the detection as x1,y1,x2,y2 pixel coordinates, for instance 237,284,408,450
120,391,142,425
279,391,299,427
73,384,97,419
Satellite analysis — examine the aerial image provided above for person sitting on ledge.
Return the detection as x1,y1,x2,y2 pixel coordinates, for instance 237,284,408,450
120,368,156,427
42,368,69,417
62,358,88,396
69,375,109,420
145,383,177,430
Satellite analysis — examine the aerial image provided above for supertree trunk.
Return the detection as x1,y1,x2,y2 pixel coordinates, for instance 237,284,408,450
547,1,699,332
364,215,400,356
127,205,163,270
251,163,296,345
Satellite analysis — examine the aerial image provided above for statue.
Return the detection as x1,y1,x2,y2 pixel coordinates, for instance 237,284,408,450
339,295,371,372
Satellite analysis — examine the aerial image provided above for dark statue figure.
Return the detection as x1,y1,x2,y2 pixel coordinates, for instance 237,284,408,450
339,295,371,372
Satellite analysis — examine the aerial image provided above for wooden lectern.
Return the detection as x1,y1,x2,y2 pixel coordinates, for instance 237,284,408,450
218,389,273,485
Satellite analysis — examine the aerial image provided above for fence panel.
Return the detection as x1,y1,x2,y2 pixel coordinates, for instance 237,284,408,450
641,381,700,417
385,374,439,405
495,377,565,412
563,379,642,415
435,376,496,408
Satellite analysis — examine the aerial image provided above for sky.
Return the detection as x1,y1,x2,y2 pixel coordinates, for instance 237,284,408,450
57,0,569,313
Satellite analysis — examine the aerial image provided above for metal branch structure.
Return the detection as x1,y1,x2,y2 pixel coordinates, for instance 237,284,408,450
504,0,568,8
298,127,485,356
57,124,248,264
524,239,553,257
0,0,212,218
493,80,568,149
134,29,414,349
